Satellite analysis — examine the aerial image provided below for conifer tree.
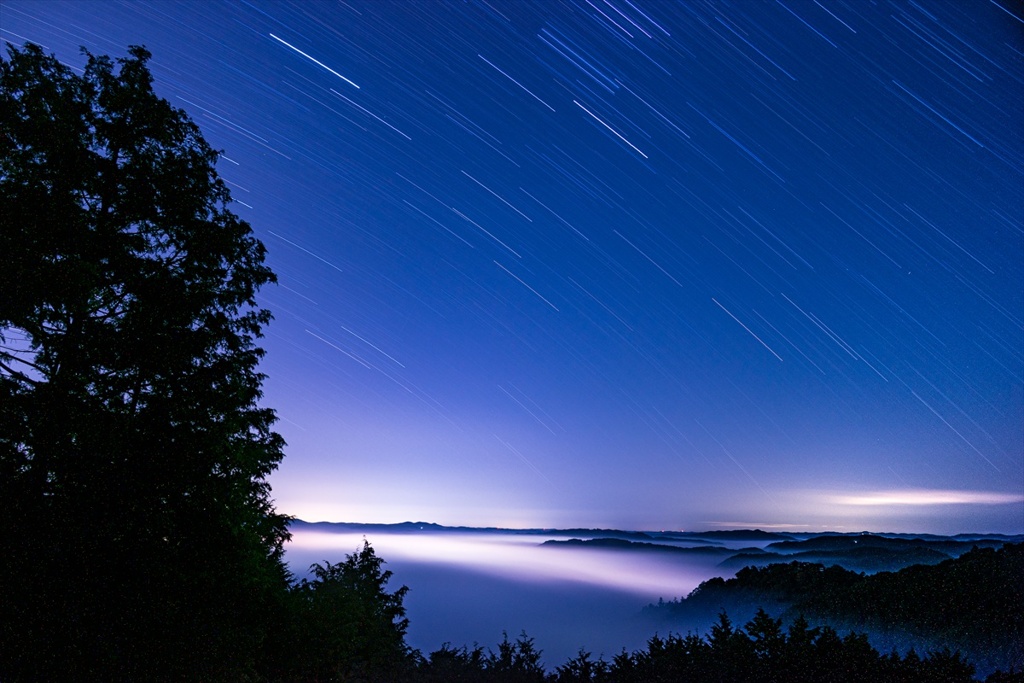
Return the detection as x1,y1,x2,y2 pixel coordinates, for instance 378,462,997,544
0,42,289,681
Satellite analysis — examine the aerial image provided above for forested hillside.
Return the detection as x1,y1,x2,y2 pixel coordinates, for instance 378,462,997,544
645,543,1024,677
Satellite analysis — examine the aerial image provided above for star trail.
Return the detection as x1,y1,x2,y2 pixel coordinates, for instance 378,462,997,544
4,0,1021,533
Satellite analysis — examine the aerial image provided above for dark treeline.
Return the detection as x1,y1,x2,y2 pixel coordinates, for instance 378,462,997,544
645,542,1024,677
2,41,1020,683
409,611,1020,683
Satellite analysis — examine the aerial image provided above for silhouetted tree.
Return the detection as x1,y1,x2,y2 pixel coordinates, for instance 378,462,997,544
780,615,820,680
0,42,289,681
918,648,976,683
553,649,611,683
417,643,489,683
284,540,413,682
486,631,547,683
706,611,756,682
746,607,785,661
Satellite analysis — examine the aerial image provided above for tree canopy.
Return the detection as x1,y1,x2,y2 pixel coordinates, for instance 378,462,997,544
280,540,415,681
0,42,289,681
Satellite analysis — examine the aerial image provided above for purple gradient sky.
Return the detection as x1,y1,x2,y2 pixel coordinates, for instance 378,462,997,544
4,0,1022,533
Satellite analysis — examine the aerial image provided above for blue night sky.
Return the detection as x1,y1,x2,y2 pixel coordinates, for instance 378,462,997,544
4,0,1022,533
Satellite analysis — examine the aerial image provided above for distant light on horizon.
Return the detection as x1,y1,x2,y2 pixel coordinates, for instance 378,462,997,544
280,483,1024,535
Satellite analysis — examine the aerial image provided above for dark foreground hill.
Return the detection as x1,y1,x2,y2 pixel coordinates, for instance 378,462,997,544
644,543,1024,678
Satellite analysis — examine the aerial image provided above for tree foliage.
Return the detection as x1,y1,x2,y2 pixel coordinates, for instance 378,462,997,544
410,609,996,683
0,42,289,681
279,540,414,682
645,542,1024,675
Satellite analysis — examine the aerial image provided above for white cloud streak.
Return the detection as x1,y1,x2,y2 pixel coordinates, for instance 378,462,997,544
825,489,1023,506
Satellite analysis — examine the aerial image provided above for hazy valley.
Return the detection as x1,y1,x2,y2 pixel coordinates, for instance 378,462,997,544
286,520,1023,674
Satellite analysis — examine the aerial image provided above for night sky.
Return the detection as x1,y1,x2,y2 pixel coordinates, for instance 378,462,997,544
4,0,1022,534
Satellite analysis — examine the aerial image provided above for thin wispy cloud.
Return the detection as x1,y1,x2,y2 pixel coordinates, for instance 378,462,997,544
824,489,1024,507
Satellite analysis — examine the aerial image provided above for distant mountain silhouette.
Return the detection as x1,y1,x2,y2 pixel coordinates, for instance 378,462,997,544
718,546,952,573
290,519,657,541
662,529,798,542
535,530,1018,575
765,533,1007,556
541,538,740,556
